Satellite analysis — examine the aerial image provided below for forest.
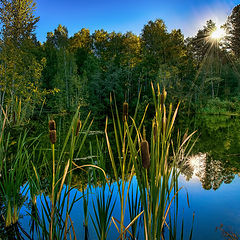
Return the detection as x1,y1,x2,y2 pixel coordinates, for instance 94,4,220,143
0,1,239,122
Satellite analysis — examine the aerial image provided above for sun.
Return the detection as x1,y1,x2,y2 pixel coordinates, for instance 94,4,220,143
210,27,226,40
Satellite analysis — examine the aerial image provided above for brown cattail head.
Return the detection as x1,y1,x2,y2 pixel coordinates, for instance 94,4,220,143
49,120,56,131
49,130,57,144
123,101,128,121
75,119,82,136
141,140,150,169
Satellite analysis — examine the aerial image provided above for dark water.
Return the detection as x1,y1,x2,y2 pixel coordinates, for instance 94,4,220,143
17,114,240,239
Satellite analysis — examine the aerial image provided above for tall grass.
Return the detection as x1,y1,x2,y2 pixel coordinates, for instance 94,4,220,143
90,137,116,240
125,83,195,239
0,103,40,231
29,108,93,239
0,132,29,227
128,186,142,239
0,87,195,239
105,92,146,239
0,106,8,175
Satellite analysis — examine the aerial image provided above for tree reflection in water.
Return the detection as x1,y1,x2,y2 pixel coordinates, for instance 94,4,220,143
181,153,236,190
178,114,240,190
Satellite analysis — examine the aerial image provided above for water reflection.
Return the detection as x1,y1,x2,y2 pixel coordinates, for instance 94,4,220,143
181,153,235,190
178,114,240,190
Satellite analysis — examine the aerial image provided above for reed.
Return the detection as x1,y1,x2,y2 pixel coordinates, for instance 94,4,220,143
90,137,116,240
0,132,31,227
0,107,7,175
29,108,93,239
49,130,57,144
128,186,142,239
140,140,150,169
83,184,89,240
105,93,145,239
126,83,195,239
0,88,195,239
49,120,56,131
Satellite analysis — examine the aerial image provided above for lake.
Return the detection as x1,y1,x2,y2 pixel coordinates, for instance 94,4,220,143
5,114,240,239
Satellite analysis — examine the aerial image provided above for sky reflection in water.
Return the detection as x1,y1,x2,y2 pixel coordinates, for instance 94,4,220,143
19,115,240,239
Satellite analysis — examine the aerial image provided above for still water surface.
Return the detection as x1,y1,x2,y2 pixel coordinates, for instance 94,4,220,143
20,114,240,239
178,114,240,239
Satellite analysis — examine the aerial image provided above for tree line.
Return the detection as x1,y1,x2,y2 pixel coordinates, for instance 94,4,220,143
0,0,240,122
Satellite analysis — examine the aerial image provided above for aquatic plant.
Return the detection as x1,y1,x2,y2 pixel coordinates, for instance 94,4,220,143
122,101,129,121
0,88,195,239
126,83,195,239
217,224,240,240
128,186,142,239
0,132,34,227
29,108,93,239
105,92,146,239
90,137,116,240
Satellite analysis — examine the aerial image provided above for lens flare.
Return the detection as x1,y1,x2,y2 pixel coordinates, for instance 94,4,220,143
210,27,225,40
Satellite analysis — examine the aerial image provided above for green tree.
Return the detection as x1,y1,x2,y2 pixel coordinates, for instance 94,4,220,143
139,19,193,107
188,20,217,63
0,0,39,44
0,0,46,121
187,20,229,102
44,25,82,111
141,19,169,71
69,28,92,75
226,4,240,58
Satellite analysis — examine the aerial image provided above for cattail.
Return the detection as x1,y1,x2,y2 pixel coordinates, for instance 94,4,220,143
153,120,157,141
122,101,128,121
75,119,81,136
160,88,167,110
143,125,146,141
49,120,56,131
141,140,150,169
49,130,57,144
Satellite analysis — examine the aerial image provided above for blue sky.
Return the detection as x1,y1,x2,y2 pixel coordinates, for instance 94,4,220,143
35,0,239,43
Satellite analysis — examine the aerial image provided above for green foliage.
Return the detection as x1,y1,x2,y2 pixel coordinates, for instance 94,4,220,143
91,184,116,240
0,131,36,227
226,4,240,58
0,0,39,43
0,0,49,122
1,1,240,118
199,97,240,114
28,108,93,240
